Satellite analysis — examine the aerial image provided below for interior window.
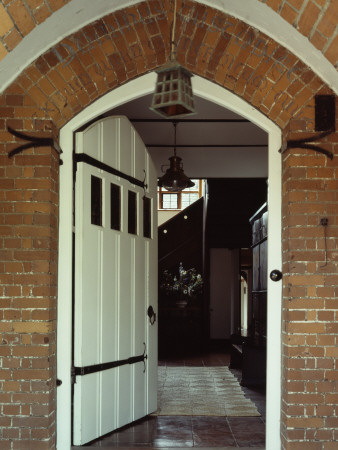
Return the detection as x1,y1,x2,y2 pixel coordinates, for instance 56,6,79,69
91,175,102,226
143,196,152,238
158,179,202,211
128,190,137,235
110,183,121,231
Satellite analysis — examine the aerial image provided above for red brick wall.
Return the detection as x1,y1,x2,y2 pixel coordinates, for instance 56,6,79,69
281,102,338,448
0,1,337,448
0,99,59,447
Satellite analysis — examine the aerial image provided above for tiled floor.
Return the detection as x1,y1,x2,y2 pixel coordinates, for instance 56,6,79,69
75,351,266,449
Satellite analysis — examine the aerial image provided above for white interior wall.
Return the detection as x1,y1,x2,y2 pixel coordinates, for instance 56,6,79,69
209,248,240,339
158,210,179,226
150,147,268,179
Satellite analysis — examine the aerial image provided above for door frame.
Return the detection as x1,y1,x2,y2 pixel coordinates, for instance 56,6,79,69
57,73,282,449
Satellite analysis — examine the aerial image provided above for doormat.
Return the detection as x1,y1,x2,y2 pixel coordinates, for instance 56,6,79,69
152,366,260,417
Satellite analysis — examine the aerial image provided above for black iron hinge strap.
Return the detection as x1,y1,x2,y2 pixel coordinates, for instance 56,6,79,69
280,130,334,160
73,352,147,377
7,127,62,158
74,153,147,189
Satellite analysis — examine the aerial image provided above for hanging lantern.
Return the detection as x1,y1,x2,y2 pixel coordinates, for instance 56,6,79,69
158,153,195,191
150,0,196,119
150,62,196,119
158,122,194,191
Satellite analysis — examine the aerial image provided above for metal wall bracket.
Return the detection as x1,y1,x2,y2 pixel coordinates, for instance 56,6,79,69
7,127,62,158
280,130,334,160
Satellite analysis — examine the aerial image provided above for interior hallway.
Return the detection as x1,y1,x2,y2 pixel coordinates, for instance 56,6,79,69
76,350,266,449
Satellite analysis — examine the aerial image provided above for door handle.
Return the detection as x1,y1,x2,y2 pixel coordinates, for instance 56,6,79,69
270,270,282,282
147,305,156,325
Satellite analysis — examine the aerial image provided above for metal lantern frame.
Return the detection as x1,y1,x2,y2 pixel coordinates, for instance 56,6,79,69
158,122,195,192
150,62,196,119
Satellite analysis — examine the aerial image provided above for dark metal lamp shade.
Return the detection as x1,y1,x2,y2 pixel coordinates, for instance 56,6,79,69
158,155,195,192
150,64,196,119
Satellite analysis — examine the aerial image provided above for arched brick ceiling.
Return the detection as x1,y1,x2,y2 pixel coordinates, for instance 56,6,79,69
5,0,331,131
0,0,336,67
0,1,336,97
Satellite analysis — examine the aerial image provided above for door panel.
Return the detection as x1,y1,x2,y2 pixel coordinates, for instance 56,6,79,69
100,370,118,434
73,374,100,444
73,116,157,446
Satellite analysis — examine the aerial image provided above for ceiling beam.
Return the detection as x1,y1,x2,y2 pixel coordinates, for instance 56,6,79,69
130,118,250,123
146,144,268,148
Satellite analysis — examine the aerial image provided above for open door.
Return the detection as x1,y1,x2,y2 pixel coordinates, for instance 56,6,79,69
72,116,158,446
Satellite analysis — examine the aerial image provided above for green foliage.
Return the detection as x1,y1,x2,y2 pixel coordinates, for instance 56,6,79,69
160,262,203,297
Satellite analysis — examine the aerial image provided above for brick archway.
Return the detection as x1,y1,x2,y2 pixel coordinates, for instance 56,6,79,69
6,0,333,130
0,0,336,68
0,1,337,449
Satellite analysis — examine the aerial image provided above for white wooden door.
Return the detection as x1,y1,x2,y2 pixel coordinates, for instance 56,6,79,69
72,116,158,446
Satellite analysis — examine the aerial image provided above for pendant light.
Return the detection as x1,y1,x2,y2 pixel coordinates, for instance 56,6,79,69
158,122,194,192
149,0,196,119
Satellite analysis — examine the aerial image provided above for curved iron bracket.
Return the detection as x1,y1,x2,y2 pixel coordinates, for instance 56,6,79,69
280,130,334,160
7,127,62,158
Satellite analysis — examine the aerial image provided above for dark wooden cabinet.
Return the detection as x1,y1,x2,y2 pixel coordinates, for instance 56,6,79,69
230,203,267,386
250,203,268,345
158,304,203,357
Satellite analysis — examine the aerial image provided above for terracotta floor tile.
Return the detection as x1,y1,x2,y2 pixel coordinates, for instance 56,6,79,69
192,417,236,447
82,351,266,448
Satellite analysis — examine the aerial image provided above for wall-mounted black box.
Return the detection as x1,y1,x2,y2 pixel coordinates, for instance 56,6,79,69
315,95,335,132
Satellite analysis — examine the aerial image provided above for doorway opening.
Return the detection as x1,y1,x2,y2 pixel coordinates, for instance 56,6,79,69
57,74,282,450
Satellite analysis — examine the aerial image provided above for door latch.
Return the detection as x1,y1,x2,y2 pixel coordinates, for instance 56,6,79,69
147,305,156,325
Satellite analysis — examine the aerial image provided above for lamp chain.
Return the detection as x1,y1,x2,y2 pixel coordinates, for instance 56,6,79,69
170,0,177,61
173,121,177,157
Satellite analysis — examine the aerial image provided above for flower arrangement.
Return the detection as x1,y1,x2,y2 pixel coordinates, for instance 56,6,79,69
160,262,203,299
